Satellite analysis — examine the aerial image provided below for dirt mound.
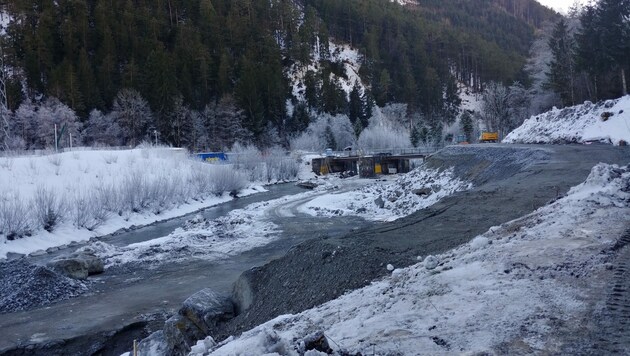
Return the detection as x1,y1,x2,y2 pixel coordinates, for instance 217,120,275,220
0,260,89,313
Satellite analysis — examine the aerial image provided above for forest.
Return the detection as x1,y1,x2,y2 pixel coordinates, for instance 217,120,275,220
0,0,587,151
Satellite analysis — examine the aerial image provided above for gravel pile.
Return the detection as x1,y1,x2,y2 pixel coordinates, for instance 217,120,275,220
0,260,89,313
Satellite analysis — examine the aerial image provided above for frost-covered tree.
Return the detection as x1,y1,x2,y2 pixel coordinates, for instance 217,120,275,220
83,109,122,146
110,89,154,146
481,82,510,137
32,98,82,149
189,110,208,152
358,124,411,150
290,113,354,151
507,82,532,131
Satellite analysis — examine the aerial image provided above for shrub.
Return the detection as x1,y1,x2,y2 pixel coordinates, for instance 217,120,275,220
208,165,247,195
0,193,32,240
32,187,65,232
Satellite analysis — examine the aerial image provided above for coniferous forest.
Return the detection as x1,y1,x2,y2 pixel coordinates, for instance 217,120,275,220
0,0,585,150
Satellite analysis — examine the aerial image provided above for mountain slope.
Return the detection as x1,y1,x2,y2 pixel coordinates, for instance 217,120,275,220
0,0,557,146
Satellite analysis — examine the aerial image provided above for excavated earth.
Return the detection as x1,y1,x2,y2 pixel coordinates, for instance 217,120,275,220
218,144,630,343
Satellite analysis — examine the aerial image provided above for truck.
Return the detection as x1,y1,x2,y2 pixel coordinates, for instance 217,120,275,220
479,131,499,143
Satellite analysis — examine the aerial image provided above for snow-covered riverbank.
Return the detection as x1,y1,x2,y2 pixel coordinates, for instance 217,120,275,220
0,148,261,259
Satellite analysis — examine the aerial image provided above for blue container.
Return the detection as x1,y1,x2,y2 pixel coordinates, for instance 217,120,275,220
197,152,228,163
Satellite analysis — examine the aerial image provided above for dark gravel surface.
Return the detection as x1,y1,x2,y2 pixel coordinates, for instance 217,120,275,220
0,260,89,314
217,144,630,340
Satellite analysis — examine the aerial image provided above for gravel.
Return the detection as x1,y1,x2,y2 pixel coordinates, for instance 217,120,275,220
0,260,89,314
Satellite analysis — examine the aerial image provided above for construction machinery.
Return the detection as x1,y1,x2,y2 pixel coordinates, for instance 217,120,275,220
479,131,499,143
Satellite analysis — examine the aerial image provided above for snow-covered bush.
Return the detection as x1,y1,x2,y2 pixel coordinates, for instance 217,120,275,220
231,143,264,181
263,147,300,182
33,187,65,232
208,166,247,195
72,190,110,231
0,193,32,240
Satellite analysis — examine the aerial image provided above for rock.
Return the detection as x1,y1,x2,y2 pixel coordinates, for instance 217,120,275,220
412,188,432,196
47,258,89,280
179,288,234,335
72,252,104,275
386,264,394,271
29,249,47,257
356,207,367,214
46,246,60,253
297,181,318,190
163,314,207,356
137,330,169,356
49,251,104,277
232,271,255,314
424,255,439,270
6,252,26,261
374,196,385,209
302,331,333,354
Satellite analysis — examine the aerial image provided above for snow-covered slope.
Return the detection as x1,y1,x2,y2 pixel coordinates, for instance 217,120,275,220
194,162,630,355
504,95,630,145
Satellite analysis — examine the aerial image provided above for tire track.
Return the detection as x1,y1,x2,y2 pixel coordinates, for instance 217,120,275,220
592,229,630,354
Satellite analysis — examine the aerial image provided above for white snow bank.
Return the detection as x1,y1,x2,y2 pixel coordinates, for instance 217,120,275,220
199,163,630,355
0,148,260,259
298,165,471,221
504,95,630,145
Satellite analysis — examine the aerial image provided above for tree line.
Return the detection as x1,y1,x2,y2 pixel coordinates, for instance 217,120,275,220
546,0,629,107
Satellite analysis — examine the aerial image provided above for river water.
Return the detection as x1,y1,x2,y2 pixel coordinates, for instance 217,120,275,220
0,182,375,353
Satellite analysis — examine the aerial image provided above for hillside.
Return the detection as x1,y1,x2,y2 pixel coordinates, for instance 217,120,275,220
0,0,556,148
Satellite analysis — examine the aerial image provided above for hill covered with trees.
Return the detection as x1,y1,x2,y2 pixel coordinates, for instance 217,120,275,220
0,0,558,150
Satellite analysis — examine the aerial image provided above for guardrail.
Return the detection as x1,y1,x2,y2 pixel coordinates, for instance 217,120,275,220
326,146,441,158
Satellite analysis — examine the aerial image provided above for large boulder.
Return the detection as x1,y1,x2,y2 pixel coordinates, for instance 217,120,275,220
163,314,207,356
179,288,235,335
137,330,169,356
72,252,104,275
46,251,104,279
47,258,89,280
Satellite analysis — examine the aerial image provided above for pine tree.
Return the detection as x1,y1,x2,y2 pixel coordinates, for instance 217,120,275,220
546,19,576,106
459,111,474,142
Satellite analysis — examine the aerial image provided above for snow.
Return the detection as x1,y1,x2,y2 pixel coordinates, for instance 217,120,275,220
0,148,263,260
287,41,366,110
504,95,630,145
197,163,630,355
297,165,472,221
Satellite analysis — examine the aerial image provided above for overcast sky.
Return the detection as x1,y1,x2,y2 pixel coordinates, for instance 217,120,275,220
536,0,584,13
